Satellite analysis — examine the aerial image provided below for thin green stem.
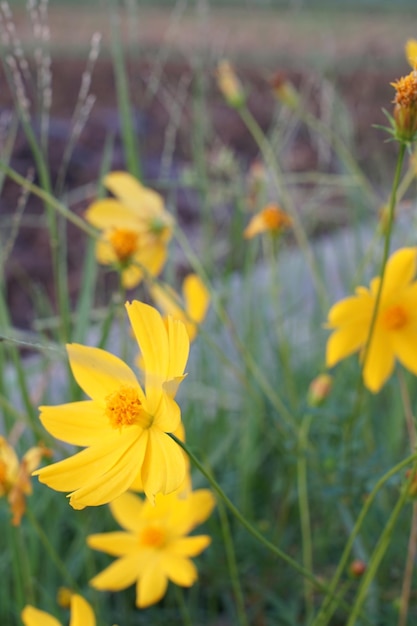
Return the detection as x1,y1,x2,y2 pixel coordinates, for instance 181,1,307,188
170,435,370,622
297,414,314,623
217,499,249,626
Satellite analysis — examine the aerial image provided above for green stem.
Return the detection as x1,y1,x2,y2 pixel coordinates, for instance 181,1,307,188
312,453,417,626
170,435,370,622
297,414,314,623
217,499,249,626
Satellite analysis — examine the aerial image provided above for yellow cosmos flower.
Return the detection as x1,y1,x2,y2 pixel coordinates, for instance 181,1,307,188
87,488,215,608
33,301,190,508
406,39,417,69
0,437,49,525
21,594,95,626
326,247,417,393
85,172,174,289
150,274,210,343
244,203,292,239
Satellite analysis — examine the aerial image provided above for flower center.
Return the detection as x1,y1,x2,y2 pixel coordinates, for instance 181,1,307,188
140,525,166,548
105,385,149,430
109,228,138,262
262,205,292,232
382,305,408,331
392,71,417,108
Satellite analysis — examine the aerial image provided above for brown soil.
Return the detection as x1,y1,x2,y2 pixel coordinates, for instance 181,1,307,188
1,6,412,330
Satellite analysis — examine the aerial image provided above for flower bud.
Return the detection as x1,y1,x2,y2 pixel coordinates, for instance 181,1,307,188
216,60,245,109
349,560,367,578
270,71,299,110
391,71,417,143
307,373,332,407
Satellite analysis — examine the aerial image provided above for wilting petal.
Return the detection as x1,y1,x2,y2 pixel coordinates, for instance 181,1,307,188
90,554,142,591
168,536,212,557
69,431,148,509
69,595,95,626
183,274,210,324
326,325,368,368
87,531,139,556
39,401,112,446
391,326,417,376
21,606,61,626
85,199,142,231
66,344,142,404
141,429,186,500
381,248,417,298
161,553,198,586
137,562,168,608
362,328,395,393
109,491,146,533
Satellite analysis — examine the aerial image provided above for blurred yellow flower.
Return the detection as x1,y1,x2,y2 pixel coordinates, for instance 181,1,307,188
85,172,174,289
244,203,292,239
406,39,417,69
216,60,245,108
33,301,189,508
0,437,49,525
22,594,95,626
150,274,210,342
326,247,417,393
87,488,215,608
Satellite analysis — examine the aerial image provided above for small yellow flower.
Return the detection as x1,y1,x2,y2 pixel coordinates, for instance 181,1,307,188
0,437,49,525
244,203,292,239
406,39,417,69
150,274,210,343
33,301,190,508
22,594,95,626
326,247,417,393
87,488,215,608
216,60,245,108
85,172,174,289
391,70,417,143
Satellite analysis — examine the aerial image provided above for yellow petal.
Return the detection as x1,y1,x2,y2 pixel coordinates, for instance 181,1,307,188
66,344,143,404
169,535,212,557
171,489,215,534
85,199,142,232
161,553,198,586
390,325,417,376
90,554,142,591
104,172,165,219
362,328,395,393
94,238,117,265
120,264,144,289
69,595,95,626
165,316,189,385
39,401,112,446
183,274,210,325
109,491,145,532
326,325,368,368
326,293,373,328
382,248,417,298
87,531,139,556
69,431,148,509
406,39,417,68
150,282,183,319
243,212,267,238
141,428,186,500
136,562,168,608
21,606,61,626
134,241,168,278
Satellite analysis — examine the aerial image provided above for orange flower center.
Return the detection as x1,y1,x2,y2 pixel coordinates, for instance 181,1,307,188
105,385,150,430
382,305,408,331
392,71,417,108
140,525,166,548
109,228,138,262
262,205,292,231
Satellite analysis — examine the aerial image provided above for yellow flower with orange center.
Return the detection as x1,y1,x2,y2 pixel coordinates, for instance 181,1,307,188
85,172,174,289
326,247,417,393
22,594,95,626
149,274,210,343
244,203,292,239
87,488,215,608
0,437,49,525
33,301,190,508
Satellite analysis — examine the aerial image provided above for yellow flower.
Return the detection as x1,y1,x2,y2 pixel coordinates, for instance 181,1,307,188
0,437,49,525
85,172,174,289
216,60,245,108
21,594,95,626
244,203,292,239
87,488,215,608
406,39,417,69
326,247,417,393
150,274,210,342
33,301,190,508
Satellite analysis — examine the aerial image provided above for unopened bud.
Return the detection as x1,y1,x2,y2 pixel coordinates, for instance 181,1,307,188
307,373,332,407
270,71,299,110
391,71,417,144
349,560,367,578
216,60,245,109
